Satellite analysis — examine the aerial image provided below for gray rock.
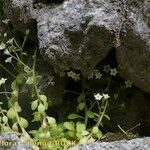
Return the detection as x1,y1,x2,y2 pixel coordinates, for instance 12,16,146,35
69,137,150,150
0,132,33,150
116,0,150,93
1,0,150,92
36,0,121,75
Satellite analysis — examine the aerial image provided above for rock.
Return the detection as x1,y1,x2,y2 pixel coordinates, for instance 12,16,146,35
36,0,123,75
1,0,37,41
116,0,150,93
0,132,33,150
1,0,150,92
68,137,150,150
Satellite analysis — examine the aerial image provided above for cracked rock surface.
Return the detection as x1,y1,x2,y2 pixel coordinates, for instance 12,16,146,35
1,0,150,92
69,137,150,150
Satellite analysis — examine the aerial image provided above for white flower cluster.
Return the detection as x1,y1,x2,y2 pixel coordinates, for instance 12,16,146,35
94,93,110,100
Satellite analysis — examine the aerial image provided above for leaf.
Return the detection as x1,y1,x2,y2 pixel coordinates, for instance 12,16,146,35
77,102,85,111
33,112,41,121
81,130,90,136
96,130,102,139
2,116,8,123
76,123,86,133
11,80,18,90
104,114,110,120
38,103,45,114
77,93,85,103
19,117,28,128
26,77,34,85
92,126,99,134
68,113,84,120
64,122,75,131
31,100,38,111
12,123,18,131
47,117,56,125
39,95,48,110
87,111,95,118
79,137,87,144
7,108,16,119
16,73,24,84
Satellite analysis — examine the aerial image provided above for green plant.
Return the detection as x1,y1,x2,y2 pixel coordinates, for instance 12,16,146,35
0,19,133,150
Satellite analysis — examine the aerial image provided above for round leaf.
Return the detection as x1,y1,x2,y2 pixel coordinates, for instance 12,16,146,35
64,122,75,131
76,123,86,133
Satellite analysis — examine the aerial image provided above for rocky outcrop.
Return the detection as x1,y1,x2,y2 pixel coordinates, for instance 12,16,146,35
69,137,150,150
0,0,150,92
116,0,150,93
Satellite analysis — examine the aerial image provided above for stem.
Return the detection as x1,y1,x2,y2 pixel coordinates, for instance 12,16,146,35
4,84,9,100
0,64,16,78
96,100,108,127
32,49,40,99
0,92,11,94
11,63,20,73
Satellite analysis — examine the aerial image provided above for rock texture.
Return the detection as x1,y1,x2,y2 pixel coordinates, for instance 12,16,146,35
0,132,33,150
69,137,150,150
116,0,150,93
0,0,150,92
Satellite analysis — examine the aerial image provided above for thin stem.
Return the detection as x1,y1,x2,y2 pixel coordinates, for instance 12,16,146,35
0,92,11,94
4,84,9,100
11,63,20,73
0,64,16,78
96,100,108,127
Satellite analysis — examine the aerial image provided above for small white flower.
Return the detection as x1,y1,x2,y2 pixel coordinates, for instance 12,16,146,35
0,78,7,86
5,57,12,63
0,42,6,50
125,80,132,88
103,65,110,73
110,68,118,76
4,49,10,55
4,33,7,37
94,93,103,100
95,72,102,79
103,94,110,99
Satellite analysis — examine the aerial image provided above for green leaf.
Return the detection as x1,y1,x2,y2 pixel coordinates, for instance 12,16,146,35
68,113,84,120
12,123,18,131
47,117,56,125
16,73,24,84
96,130,102,139
19,117,28,128
11,80,18,91
7,108,16,119
76,132,82,139
79,137,87,144
38,103,45,114
92,126,99,134
87,111,95,118
77,93,85,103
67,131,76,138
104,114,110,120
39,95,48,110
31,100,38,110
26,77,34,85
2,116,8,123
78,102,85,110
76,123,86,133
81,130,90,136
33,111,41,121
64,122,75,131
